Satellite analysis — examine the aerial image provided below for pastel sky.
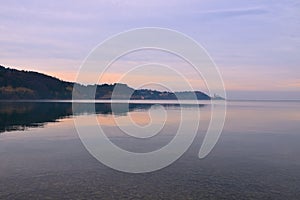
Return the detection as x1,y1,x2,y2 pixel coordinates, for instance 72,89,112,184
1,0,299,99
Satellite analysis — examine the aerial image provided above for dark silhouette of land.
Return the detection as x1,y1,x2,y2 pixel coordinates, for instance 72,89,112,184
0,65,211,100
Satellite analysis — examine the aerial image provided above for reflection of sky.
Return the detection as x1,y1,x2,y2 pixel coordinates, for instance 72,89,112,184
2,101,299,137
0,0,299,99
225,101,300,133
1,101,300,199
96,101,300,136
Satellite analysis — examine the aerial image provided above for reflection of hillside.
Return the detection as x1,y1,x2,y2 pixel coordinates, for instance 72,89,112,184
0,102,72,133
0,102,205,133
0,103,35,114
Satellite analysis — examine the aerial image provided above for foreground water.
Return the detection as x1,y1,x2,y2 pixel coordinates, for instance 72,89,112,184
0,101,300,199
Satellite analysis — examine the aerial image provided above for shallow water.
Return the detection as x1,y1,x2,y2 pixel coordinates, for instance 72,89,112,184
0,101,300,199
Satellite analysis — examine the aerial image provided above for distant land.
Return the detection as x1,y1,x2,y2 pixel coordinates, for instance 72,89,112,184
0,65,216,100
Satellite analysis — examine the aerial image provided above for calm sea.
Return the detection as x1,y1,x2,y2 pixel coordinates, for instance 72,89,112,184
0,100,300,199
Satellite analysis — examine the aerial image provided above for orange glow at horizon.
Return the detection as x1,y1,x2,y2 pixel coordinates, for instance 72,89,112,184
47,70,300,92
4,62,299,92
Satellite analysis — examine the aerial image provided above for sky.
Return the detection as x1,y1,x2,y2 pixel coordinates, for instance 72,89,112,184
1,0,300,100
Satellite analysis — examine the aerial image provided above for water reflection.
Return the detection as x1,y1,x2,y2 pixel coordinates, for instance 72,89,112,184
1,101,300,199
0,102,206,133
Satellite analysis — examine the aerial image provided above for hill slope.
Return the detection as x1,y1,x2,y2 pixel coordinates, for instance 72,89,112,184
0,65,211,100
